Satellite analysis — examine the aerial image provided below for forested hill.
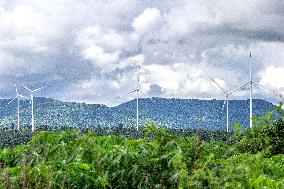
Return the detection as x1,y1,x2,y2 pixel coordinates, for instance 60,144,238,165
0,97,275,131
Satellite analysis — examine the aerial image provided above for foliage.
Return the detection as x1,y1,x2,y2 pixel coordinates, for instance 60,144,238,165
0,102,282,188
233,104,284,156
0,120,283,188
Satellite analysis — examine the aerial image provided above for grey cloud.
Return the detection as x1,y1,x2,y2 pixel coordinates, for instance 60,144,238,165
0,0,283,105
204,25,284,43
148,84,163,96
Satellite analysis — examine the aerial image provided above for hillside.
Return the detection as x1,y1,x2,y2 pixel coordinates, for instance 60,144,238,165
0,97,275,131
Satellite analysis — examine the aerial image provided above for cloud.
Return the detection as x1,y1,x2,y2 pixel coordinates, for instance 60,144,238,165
143,64,183,91
161,0,284,42
82,45,121,68
0,5,49,53
260,66,284,91
122,54,144,65
141,63,226,98
132,8,162,35
76,26,131,51
75,25,141,71
148,84,162,96
0,0,283,105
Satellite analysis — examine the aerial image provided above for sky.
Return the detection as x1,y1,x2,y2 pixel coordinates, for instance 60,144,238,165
0,0,283,106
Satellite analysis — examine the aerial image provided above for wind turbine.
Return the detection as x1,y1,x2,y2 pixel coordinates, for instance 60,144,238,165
241,52,254,128
116,65,154,131
22,85,46,132
116,66,141,131
8,84,29,131
241,53,283,126
211,78,249,132
249,52,253,128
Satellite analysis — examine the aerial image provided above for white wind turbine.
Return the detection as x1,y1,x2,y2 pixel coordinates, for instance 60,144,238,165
8,84,29,131
22,84,46,132
242,52,254,128
116,65,154,131
238,53,283,127
211,78,249,132
249,52,253,128
116,66,141,131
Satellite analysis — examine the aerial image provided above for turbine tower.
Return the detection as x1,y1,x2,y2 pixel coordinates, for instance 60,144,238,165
116,66,141,131
116,65,154,131
8,84,28,131
136,65,140,131
249,52,253,128
23,85,46,132
211,78,249,132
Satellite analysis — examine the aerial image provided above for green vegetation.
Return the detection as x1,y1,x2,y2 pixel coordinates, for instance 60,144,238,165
0,106,283,188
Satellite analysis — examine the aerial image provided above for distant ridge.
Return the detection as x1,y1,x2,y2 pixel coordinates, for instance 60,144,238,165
0,97,275,131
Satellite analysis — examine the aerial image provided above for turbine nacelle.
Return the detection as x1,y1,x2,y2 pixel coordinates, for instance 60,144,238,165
8,84,29,104
211,78,250,132
7,83,29,131
23,85,46,93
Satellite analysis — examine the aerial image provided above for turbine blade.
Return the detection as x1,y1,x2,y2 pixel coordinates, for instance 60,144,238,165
22,84,32,92
115,89,138,100
32,86,46,92
221,100,227,112
15,84,19,95
253,82,284,100
18,94,29,100
8,97,17,104
211,78,227,93
228,81,250,95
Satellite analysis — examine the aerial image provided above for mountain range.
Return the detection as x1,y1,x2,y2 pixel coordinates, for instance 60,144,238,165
0,97,276,131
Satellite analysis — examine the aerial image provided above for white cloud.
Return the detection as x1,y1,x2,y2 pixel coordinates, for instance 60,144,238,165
120,54,144,67
142,63,224,98
143,64,182,91
76,25,141,71
82,45,121,67
77,26,129,51
132,8,162,35
260,66,284,91
0,5,52,53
